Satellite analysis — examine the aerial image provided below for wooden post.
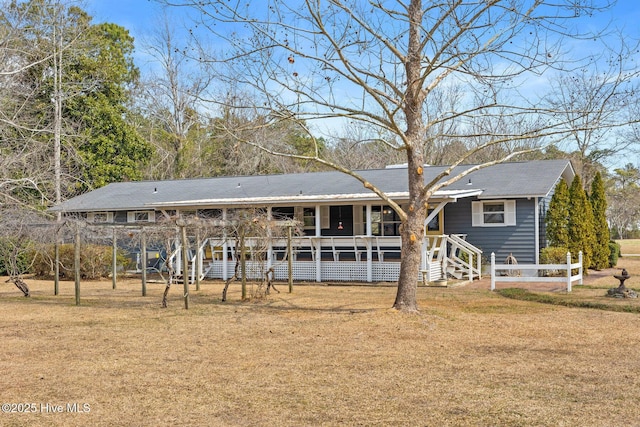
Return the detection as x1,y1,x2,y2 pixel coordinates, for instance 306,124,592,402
54,215,61,295
240,225,246,300
222,208,228,281
141,228,147,296
180,223,189,309
287,225,293,293
490,252,495,291
112,228,117,290
195,229,201,291
54,240,60,296
566,252,572,293
74,225,81,306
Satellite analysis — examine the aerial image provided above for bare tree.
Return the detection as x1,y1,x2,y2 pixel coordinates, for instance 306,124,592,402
136,12,214,179
323,121,405,169
608,164,640,239
163,0,627,312
217,208,299,301
0,0,93,211
0,209,55,296
545,35,640,185
0,2,54,209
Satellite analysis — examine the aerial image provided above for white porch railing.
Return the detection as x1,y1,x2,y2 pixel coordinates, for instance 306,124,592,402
200,235,405,283
166,234,483,284
443,234,483,281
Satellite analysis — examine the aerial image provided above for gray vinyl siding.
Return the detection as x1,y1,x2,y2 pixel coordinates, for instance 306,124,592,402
444,197,537,264
538,197,550,250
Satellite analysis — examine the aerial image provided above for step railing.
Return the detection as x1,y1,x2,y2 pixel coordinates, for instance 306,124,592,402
443,234,483,280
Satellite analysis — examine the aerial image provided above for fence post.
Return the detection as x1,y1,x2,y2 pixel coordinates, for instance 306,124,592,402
180,222,190,310
490,252,495,291
74,224,81,306
578,251,583,285
141,228,147,297
566,252,572,293
287,225,293,293
112,228,117,290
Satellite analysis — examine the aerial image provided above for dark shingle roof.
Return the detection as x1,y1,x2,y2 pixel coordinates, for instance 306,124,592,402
50,159,573,212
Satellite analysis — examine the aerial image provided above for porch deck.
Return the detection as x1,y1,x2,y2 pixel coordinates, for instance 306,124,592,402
179,234,481,284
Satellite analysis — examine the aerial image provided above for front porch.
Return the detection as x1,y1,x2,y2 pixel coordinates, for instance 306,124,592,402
169,234,482,284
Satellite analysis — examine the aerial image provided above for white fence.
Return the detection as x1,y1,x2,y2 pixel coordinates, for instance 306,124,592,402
490,252,583,292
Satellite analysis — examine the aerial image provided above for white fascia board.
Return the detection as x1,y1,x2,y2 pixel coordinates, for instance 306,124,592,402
145,192,410,207
436,189,484,200
477,193,546,200
144,189,484,208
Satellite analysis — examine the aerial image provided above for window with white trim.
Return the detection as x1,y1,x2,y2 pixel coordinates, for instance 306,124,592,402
368,205,402,236
293,206,329,230
302,208,315,229
88,212,113,223
127,211,156,223
472,200,516,227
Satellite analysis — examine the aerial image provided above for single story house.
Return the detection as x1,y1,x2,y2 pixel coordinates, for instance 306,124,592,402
50,159,575,283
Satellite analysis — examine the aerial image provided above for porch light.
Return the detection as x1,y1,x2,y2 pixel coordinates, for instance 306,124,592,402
337,221,344,230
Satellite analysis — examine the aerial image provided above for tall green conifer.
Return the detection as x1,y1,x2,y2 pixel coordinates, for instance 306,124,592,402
589,171,610,269
546,179,570,248
568,175,595,272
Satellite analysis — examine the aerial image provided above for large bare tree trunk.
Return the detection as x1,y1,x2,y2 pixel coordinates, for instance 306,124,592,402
393,0,427,312
394,150,427,312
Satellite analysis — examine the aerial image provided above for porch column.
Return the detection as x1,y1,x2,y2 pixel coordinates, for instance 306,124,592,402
420,237,428,273
315,205,322,282
366,204,372,282
222,208,228,280
422,203,448,279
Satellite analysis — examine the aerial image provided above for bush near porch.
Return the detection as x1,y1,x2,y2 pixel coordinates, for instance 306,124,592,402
30,244,129,280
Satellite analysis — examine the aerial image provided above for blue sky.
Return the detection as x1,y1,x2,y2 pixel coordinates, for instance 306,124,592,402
86,1,640,46
86,0,162,41
85,0,640,81
86,1,640,34
85,0,640,169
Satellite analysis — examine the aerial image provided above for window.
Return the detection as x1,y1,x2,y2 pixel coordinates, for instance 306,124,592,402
303,208,315,229
472,201,516,227
292,206,329,231
197,209,221,219
127,211,155,223
369,205,402,236
179,210,197,219
88,212,112,223
272,207,295,220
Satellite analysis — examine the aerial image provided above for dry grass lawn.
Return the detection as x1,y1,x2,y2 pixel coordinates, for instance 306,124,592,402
618,238,640,255
1,247,640,426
